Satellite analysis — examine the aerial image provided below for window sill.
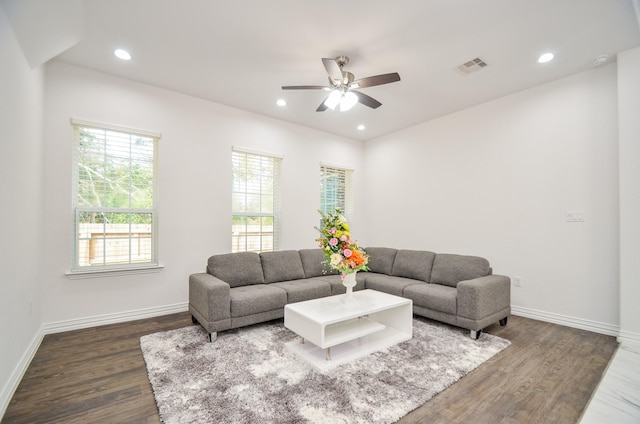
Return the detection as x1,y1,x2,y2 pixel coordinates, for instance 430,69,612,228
66,264,164,279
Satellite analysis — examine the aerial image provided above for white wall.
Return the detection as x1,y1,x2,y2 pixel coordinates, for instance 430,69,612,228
41,61,365,325
362,64,620,331
618,46,640,346
0,0,84,68
0,4,45,416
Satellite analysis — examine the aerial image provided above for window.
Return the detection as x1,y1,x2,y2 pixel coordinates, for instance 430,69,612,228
71,119,159,272
232,148,281,253
320,164,353,222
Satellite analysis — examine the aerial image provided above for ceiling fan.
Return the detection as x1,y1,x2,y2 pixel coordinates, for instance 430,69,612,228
282,56,401,112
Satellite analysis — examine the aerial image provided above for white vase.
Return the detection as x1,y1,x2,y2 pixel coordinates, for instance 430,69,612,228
342,272,357,300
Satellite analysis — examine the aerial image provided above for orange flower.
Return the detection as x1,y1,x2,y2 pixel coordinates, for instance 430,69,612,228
349,249,367,267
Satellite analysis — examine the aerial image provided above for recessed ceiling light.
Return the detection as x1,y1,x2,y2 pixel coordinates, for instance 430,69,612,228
537,52,554,64
357,124,365,131
592,55,609,66
114,49,131,60
276,99,286,107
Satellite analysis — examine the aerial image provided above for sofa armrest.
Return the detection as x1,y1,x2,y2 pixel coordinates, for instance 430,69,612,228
457,274,511,320
189,273,231,322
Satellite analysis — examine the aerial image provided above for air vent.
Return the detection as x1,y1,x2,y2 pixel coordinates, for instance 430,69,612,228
457,57,488,74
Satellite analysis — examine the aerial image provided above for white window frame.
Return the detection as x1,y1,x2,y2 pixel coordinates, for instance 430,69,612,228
232,147,282,253
320,163,354,223
69,118,160,277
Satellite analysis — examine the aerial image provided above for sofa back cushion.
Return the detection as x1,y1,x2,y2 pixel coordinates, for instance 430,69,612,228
365,247,398,275
207,252,265,288
430,253,491,287
391,250,436,282
299,248,338,278
260,250,306,283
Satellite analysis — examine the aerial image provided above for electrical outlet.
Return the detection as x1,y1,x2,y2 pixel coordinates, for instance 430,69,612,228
513,276,522,287
566,210,585,222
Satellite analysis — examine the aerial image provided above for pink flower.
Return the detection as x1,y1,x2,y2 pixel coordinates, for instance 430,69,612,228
329,238,338,246
330,227,337,234
343,249,352,258
340,235,348,242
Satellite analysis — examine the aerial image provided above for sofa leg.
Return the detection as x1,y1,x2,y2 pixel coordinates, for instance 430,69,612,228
208,332,217,343
470,329,482,340
191,315,198,325
499,317,508,326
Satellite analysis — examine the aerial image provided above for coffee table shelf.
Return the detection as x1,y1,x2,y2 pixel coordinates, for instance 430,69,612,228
284,289,412,371
324,317,386,346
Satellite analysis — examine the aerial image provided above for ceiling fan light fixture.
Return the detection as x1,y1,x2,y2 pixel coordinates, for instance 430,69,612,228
324,90,341,110
340,91,358,112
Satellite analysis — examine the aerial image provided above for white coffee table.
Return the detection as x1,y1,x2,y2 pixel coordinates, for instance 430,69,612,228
284,289,412,371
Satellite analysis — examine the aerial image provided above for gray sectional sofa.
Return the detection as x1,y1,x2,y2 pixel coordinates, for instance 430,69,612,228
189,247,510,342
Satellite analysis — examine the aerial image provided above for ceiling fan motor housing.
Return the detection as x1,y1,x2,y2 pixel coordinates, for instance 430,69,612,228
335,55,350,67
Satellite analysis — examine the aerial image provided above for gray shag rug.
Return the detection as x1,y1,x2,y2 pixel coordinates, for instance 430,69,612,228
140,317,510,424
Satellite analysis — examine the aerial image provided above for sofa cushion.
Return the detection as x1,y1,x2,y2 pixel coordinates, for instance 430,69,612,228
229,284,287,317
364,273,420,297
365,247,398,275
391,250,436,282
404,283,457,315
430,254,491,287
259,250,306,283
299,248,338,278
271,279,332,303
207,252,264,288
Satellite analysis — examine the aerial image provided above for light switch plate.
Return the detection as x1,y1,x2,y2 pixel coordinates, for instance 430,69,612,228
566,210,585,222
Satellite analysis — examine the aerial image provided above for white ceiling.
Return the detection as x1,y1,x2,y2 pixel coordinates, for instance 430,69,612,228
47,0,640,140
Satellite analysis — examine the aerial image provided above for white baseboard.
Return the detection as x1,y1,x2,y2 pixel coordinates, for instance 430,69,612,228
0,325,44,420
42,302,189,334
511,305,619,337
618,329,640,346
1,302,188,420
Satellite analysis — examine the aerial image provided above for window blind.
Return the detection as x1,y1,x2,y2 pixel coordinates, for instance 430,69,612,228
71,120,159,271
320,164,353,223
232,149,282,253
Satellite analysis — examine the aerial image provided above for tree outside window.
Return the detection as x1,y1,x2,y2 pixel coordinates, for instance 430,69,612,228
72,120,159,270
232,149,281,253
320,164,353,223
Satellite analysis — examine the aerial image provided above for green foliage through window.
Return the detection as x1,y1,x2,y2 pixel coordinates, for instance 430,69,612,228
320,164,353,224
72,121,159,270
231,149,281,253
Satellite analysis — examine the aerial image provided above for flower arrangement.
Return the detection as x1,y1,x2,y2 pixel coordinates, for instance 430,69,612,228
315,208,369,276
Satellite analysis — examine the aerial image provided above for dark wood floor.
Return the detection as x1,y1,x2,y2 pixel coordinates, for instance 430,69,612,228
2,313,617,424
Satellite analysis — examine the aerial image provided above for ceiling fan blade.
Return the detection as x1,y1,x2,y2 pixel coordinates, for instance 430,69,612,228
316,99,329,112
352,72,401,89
353,91,382,109
281,85,328,90
322,58,343,84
